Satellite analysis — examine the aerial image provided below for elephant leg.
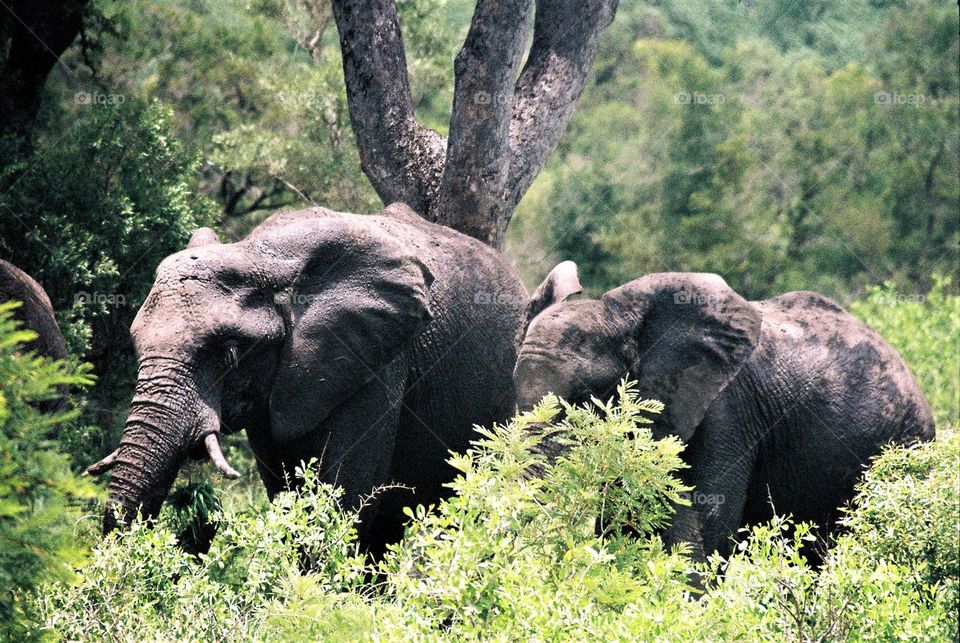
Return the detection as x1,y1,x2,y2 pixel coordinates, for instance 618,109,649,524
667,423,757,562
275,359,408,557
245,424,287,499
662,502,706,560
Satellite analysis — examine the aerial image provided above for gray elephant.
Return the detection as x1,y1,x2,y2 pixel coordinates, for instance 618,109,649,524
0,258,68,361
514,263,934,562
87,203,527,558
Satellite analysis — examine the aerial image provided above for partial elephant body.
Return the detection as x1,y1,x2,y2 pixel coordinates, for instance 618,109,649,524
238,206,524,555
0,258,68,361
515,267,934,563
673,290,934,560
97,203,526,558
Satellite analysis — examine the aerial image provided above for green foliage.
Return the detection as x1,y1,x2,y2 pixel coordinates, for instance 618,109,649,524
508,1,959,301
0,100,217,459
380,386,690,637
41,464,366,641
167,482,222,555
828,432,960,637
55,0,460,232
0,303,99,640
849,275,959,427
37,384,958,640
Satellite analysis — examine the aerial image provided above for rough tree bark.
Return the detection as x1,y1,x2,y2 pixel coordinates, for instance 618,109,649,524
0,0,89,146
331,0,619,248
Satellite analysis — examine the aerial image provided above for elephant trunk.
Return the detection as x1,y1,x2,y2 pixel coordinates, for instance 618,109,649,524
513,354,574,413
103,358,222,533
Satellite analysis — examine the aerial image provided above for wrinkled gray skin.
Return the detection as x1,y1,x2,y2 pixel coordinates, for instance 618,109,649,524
0,258,68,361
515,262,935,562
91,203,526,558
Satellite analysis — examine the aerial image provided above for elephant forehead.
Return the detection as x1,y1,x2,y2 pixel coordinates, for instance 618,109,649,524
527,301,605,346
162,242,254,276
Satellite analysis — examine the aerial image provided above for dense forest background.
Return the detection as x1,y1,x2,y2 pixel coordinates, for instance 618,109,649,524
1,1,956,453
0,0,957,638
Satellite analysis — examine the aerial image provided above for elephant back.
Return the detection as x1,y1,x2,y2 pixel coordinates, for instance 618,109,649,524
0,259,68,361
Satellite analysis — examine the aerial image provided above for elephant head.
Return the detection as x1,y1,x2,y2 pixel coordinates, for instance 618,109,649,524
88,211,433,531
514,263,762,441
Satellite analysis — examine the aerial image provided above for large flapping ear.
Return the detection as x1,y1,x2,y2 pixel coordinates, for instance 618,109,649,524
526,261,582,325
603,273,762,442
268,220,433,442
187,227,221,248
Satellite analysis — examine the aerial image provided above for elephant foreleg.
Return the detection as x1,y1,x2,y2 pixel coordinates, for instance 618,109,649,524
273,359,408,556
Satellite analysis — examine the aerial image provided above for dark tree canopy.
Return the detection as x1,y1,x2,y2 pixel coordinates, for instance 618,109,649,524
331,0,619,248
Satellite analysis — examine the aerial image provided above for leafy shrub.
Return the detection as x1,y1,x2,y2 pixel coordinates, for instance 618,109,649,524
38,385,958,640
0,302,99,640
379,387,691,639
831,432,960,629
849,275,959,428
41,464,366,641
166,481,222,555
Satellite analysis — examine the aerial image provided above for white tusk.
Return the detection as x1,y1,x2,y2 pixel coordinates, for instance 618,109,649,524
204,433,240,479
225,342,239,369
85,448,120,476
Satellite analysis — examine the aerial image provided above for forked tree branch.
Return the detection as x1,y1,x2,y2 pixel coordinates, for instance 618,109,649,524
330,0,445,214
430,0,533,245
507,0,619,217
331,0,618,248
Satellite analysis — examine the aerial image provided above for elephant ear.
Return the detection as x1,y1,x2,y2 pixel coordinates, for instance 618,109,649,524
603,273,761,442
526,261,582,324
268,222,433,442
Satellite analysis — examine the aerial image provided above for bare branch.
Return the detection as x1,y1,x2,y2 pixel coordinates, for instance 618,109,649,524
284,0,333,61
431,0,533,246
330,0,445,215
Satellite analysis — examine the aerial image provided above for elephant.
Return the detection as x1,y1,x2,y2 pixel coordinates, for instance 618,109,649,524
0,258,68,361
514,263,935,563
86,203,527,558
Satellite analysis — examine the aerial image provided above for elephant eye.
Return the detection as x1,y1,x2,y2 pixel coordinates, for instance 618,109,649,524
224,340,240,369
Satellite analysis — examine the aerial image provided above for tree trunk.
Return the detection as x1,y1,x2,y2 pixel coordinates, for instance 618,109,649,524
331,0,619,249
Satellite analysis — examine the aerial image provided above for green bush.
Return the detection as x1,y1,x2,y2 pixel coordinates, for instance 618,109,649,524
378,387,690,639
38,384,958,640
832,432,960,628
849,275,959,428
506,1,959,302
0,302,99,640
41,464,366,641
